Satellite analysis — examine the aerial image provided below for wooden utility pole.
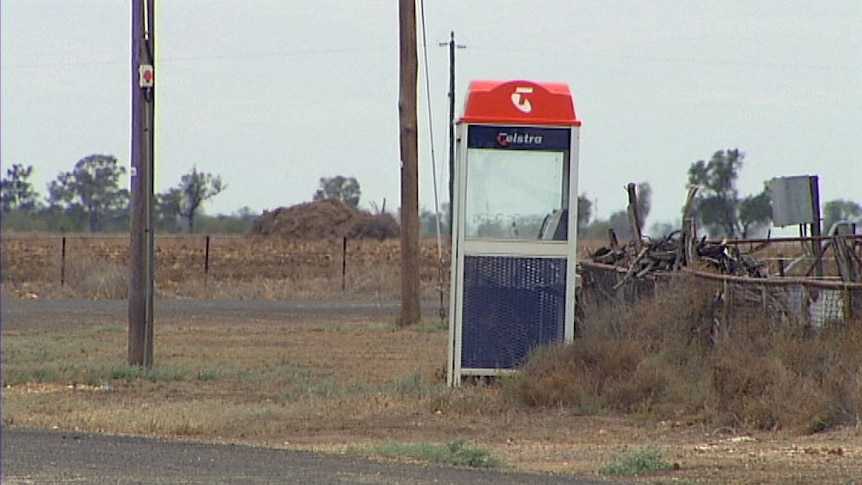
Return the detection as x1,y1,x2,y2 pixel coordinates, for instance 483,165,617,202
129,0,156,367
440,31,464,236
398,0,421,326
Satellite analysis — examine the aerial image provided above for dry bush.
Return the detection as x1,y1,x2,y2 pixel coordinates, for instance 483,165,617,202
515,274,862,432
63,257,128,299
710,351,829,430
772,323,862,431
513,339,647,410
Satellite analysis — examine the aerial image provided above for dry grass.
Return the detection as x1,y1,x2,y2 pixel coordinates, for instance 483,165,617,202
0,235,444,301
1,319,450,439
3,235,862,483
512,275,862,433
3,301,862,483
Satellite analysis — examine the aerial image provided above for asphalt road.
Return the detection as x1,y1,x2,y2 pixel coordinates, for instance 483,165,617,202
0,299,435,331
1,427,620,485
0,300,625,484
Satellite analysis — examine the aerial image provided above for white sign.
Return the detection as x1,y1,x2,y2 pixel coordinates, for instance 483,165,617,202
769,175,816,227
139,64,154,88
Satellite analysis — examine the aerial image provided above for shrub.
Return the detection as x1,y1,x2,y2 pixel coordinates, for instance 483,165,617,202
512,339,646,409
65,257,128,299
600,445,674,476
365,437,505,468
514,274,862,432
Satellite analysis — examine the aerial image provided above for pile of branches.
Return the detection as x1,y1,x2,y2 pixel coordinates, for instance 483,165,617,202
589,230,767,283
585,183,766,287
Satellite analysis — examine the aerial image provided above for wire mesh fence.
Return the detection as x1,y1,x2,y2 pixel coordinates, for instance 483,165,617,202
581,260,862,330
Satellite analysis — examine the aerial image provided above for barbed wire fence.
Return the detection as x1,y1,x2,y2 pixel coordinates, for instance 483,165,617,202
0,234,447,300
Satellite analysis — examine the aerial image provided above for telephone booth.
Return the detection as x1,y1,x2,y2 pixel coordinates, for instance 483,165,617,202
448,80,581,386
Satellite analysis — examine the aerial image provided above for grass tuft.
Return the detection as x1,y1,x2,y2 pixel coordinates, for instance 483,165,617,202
412,319,449,333
599,445,675,476
386,373,429,397
110,365,189,384
195,370,220,381
361,437,506,468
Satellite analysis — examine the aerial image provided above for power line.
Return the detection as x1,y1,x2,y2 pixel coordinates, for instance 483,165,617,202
418,1,444,312
467,45,859,72
6,44,854,73
1,46,389,70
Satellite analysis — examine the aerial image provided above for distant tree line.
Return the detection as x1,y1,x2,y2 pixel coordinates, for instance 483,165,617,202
0,154,249,234
4,150,859,238
572,148,860,241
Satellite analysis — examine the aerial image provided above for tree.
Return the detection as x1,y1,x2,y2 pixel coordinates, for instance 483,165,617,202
613,182,652,239
634,182,652,229
624,182,652,231
576,195,592,232
419,203,450,238
608,210,632,239
48,154,129,232
313,176,360,208
687,149,770,238
166,166,226,233
823,199,862,233
579,183,652,240
1,164,41,213
649,220,677,238
154,191,182,233
738,188,772,238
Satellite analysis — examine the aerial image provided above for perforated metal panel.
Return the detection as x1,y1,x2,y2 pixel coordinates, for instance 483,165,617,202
461,256,566,369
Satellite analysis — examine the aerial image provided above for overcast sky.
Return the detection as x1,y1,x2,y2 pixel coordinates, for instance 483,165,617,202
2,1,860,231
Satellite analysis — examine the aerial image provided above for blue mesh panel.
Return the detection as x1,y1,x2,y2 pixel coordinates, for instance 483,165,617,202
462,256,566,369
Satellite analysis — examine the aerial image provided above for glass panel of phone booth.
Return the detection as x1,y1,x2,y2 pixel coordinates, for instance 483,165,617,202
464,150,568,240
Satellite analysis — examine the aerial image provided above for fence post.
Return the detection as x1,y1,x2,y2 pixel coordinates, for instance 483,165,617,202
342,237,347,292
60,236,67,287
204,235,211,286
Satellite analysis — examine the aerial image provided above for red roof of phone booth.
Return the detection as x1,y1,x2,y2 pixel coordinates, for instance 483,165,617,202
459,80,581,126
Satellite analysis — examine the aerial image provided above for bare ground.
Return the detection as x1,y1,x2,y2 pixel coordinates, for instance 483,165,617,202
2,299,860,484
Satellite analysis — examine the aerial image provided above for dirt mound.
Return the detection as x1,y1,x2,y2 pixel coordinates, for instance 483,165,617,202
249,198,400,240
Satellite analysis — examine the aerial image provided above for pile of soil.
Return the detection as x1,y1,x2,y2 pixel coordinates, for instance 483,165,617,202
249,198,400,240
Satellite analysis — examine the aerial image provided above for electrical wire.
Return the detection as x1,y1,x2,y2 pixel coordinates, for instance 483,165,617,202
1,47,388,70
418,0,447,319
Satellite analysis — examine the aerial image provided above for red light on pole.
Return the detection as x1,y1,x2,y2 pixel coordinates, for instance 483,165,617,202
139,64,154,88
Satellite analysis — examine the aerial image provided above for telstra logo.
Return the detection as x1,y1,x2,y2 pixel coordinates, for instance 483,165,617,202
496,132,544,147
